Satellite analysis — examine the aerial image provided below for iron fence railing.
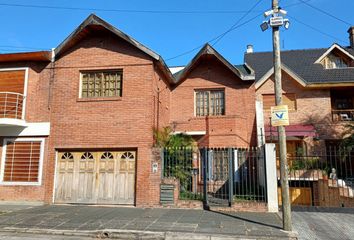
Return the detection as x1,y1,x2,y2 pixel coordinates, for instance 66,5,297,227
162,147,267,206
276,146,354,207
0,92,25,119
331,109,354,122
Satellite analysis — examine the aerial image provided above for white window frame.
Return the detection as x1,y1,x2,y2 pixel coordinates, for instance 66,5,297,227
0,137,45,186
0,67,29,120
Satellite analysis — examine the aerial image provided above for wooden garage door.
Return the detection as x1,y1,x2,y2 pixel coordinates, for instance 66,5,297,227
55,151,135,204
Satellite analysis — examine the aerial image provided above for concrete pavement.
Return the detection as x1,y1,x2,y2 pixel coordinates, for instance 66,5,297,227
292,207,354,240
0,204,294,239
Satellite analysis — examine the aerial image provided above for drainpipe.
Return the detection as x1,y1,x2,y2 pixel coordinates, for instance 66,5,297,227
48,48,56,110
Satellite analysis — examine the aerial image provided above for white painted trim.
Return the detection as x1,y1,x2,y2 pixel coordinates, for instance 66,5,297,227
78,72,83,98
0,122,50,137
264,143,278,212
0,118,27,127
52,150,58,204
314,43,354,64
255,65,307,89
173,131,206,136
22,68,29,120
0,137,45,186
194,91,196,117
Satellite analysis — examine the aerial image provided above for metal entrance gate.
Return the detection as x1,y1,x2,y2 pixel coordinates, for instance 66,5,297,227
162,147,267,208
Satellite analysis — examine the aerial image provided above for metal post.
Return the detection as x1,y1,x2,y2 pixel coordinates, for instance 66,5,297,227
272,0,292,231
228,148,234,207
15,93,19,119
203,148,209,209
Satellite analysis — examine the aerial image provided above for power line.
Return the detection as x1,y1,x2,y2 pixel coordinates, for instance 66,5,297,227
287,14,347,44
0,1,313,14
165,0,315,61
166,13,263,61
212,0,263,46
0,3,263,14
297,0,352,26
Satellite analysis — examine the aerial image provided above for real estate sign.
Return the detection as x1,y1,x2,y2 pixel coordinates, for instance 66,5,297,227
271,105,289,126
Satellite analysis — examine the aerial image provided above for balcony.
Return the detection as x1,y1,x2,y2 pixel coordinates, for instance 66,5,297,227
332,109,354,122
0,92,26,126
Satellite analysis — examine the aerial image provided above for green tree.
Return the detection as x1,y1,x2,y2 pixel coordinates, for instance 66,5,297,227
341,123,354,150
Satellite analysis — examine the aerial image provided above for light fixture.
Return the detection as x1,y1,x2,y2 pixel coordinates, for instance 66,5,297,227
284,19,290,30
264,9,274,17
260,21,269,32
278,9,287,16
261,7,290,31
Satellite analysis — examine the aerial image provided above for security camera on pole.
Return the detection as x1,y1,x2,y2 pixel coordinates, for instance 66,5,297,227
260,0,292,231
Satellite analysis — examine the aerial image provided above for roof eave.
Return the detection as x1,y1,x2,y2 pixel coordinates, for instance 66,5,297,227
0,51,51,63
54,14,160,61
176,44,254,83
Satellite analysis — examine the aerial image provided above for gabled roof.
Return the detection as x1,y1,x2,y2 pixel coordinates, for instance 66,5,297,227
245,44,354,87
173,44,255,84
54,14,174,83
255,63,307,89
314,43,354,64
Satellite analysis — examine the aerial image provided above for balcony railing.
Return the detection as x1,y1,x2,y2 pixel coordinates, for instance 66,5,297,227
332,109,354,122
0,92,25,120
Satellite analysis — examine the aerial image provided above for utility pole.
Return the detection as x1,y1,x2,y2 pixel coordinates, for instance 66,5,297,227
260,0,292,231
272,0,292,231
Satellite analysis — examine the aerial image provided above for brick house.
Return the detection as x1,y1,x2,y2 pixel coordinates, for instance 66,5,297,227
245,28,354,155
0,14,257,206
170,44,257,147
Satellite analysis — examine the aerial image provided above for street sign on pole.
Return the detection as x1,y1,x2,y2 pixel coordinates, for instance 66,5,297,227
271,105,289,126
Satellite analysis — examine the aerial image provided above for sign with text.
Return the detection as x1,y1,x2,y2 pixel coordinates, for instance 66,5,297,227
271,105,289,126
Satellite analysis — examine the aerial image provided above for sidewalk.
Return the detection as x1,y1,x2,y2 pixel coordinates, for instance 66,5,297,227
0,205,296,239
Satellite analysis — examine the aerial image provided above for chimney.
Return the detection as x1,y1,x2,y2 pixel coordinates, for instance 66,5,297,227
348,26,354,48
246,44,254,54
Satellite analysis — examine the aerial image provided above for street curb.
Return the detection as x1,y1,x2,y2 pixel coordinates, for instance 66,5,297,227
1,227,298,239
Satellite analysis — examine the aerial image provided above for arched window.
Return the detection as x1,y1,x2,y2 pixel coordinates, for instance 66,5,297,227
81,152,94,160
101,152,114,160
121,152,134,160
61,152,74,160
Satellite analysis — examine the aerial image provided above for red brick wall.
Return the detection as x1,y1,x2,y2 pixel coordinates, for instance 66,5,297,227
170,57,256,147
256,71,347,146
44,31,169,206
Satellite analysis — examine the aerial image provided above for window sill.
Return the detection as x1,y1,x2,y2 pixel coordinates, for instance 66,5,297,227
0,182,41,186
77,97,123,102
192,115,234,120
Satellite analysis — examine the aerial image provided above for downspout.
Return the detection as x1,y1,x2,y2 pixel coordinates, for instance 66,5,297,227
48,48,55,110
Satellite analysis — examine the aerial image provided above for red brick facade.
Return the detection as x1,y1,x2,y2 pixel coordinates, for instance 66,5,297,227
170,57,257,147
0,25,257,205
256,70,350,152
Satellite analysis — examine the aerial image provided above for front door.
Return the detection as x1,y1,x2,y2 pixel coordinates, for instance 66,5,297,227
55,150,136,204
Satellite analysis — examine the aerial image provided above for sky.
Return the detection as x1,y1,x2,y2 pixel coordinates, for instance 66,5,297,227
0,0,353,67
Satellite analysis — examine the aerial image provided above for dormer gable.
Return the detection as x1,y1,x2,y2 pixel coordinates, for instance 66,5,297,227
315,44,354,69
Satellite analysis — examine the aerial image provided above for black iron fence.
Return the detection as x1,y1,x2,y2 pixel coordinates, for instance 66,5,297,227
277,146,354,207
162,147,267,206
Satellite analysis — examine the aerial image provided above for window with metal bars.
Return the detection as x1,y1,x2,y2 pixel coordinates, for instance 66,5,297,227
195,90,225,116
81,70,123,98
1,140,43,184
